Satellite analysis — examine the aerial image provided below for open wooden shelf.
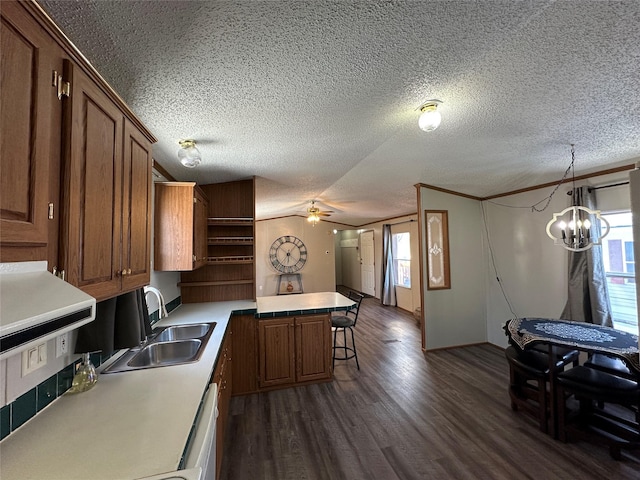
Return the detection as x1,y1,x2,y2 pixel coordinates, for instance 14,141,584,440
180,179,256,303
208,237,254,245
207,256,254,264
208,217,253,226
178,279,254,287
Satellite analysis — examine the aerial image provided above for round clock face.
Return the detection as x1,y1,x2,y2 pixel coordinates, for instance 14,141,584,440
269,235,308,273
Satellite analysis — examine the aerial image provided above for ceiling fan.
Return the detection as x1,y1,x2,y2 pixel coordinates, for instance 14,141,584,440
307,200,333,225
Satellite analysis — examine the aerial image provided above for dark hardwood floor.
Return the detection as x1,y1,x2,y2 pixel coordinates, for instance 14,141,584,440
220,292,640,479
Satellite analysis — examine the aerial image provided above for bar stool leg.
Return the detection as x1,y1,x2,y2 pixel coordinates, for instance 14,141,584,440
332,327,338,369
349,326,359,370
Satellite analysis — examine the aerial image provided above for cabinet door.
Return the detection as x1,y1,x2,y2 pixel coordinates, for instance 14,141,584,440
60,60,123,300
258,317,295,388
295,314,332,383
0,2,61,252
231,314,258,395
193,188,208,269
121,119,152,291
154,182,197,271
215,333,232,480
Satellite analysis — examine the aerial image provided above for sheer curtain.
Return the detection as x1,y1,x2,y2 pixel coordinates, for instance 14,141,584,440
381,224,397,306
560,186,613,326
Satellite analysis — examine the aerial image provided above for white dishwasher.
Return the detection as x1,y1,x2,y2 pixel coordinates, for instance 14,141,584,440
184,383,219,480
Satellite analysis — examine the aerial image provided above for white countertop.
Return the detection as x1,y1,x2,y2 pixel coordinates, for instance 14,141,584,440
256,292,354,317
0,300,255,480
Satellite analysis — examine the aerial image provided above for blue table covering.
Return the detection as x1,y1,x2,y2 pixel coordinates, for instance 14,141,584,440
506,317,640,373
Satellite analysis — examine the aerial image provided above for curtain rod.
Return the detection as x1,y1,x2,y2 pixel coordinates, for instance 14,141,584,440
566,181,630,195
386,219,416,226
588,181,630,192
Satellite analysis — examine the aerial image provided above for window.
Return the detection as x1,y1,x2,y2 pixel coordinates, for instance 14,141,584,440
601,211,637,334
392,232,411,288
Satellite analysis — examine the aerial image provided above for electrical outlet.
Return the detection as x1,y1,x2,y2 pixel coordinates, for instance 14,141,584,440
56,332,69,357
22,342,47,376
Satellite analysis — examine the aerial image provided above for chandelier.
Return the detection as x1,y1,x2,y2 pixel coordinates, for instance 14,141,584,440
545,146,610,252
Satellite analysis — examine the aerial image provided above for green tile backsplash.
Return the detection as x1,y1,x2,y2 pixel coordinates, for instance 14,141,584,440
36,375,57,412
0,297,181,442
1,405,11,440
12,389,37,431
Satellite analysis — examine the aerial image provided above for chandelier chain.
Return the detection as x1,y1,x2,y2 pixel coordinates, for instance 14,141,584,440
530,144,574,213
487,145,576,212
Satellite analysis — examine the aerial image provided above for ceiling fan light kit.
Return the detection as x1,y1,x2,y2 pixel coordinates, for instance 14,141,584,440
418,100,442,132
177,139,202,168
307,200,332,226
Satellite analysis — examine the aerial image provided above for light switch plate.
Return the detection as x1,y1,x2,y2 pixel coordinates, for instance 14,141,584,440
22,342,47,376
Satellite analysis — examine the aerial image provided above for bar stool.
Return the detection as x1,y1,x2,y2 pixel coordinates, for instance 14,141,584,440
331,291,364,370
505,345,577,433
556,365,640,459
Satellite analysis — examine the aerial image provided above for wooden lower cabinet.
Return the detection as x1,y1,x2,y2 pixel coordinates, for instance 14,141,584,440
231,314,259,395
214,332,232,480
258,314,332,389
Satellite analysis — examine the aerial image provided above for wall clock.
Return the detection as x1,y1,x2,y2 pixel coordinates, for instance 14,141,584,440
269,235,308,273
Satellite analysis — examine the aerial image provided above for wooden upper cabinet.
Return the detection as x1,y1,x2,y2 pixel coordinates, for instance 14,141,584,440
122,119,152,291
59,61,153,300
0,1,63,261
60,60,124,299
154,182,209,271
1,1,155,300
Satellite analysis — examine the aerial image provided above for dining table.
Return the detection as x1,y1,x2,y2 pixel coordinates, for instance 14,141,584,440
504,317,640,437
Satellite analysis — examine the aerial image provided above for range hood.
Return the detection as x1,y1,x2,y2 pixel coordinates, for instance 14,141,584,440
0,261,96,360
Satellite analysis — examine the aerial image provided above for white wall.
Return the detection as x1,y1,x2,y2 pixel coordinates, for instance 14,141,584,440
420,188,486,349
255,216,338,296
483,171,632,347
483,187,569,346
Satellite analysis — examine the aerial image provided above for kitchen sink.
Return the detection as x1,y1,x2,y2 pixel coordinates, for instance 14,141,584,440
128,339,202,367
102,322,216,373
153,323,211,342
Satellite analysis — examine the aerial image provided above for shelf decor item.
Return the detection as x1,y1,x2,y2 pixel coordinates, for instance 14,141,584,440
425,210,450,290
276,273,303,295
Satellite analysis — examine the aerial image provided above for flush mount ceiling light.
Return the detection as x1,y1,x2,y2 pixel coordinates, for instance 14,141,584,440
418,100,442,132
177,139,201,168
545,145,610,252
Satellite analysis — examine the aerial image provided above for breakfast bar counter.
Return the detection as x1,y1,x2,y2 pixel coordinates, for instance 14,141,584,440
256,291,355,318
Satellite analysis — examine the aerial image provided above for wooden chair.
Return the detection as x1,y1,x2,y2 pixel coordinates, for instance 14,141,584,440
331,291,364,370
505,345,577,433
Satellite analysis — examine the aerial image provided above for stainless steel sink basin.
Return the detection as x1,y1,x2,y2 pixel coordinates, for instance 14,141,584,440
102,321,216,373
153,323,211,342
128,339,202,367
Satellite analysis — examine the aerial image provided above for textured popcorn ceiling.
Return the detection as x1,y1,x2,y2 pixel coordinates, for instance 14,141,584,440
39,0,640,226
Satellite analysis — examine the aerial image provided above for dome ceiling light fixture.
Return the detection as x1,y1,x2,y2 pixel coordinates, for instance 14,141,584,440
418,99,442,132
177,139,202,168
